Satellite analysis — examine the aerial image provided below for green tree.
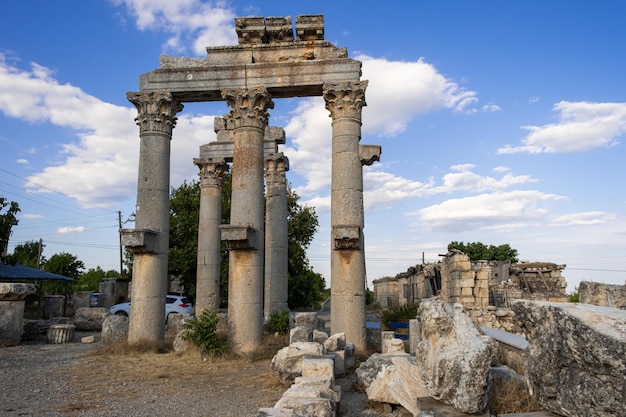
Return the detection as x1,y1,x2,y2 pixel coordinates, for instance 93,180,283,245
44,252,85,278
448,241,519,263
168,175,325,309
0,197,20,260
75,266,120,292
6,240,43,267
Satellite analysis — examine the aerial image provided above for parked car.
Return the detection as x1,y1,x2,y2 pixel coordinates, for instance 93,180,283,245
109,294,194,322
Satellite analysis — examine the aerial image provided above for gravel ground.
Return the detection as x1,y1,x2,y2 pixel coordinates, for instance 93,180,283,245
0,333,410,417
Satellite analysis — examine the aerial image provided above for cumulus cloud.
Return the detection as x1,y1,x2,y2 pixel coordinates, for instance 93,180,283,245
109,0,237,54
551,211,617,226
411,190,567,232
57,226,85,234
0,53,214,208
498,101,626,154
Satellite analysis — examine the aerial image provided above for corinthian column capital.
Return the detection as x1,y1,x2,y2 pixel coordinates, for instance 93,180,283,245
221,87,274,129
322,81,368,120
265,153,289,188
127,91,184,135
194,157,228,188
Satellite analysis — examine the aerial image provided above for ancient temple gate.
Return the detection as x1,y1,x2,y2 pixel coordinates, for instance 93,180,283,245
122,15,381,354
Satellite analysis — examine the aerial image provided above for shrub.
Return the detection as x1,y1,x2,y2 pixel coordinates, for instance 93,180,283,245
182,309,228,356
265,310,290,335
380,303,419,329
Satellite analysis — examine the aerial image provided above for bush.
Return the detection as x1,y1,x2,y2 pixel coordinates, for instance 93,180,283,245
265,310,290,335
182,309,228,356
380,303,419,330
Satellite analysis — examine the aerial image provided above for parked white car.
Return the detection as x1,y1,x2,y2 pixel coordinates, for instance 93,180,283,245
109,295,194,322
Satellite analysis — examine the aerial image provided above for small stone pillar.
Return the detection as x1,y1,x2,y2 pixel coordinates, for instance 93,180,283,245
124,91,183,345
323,80,369,355
221,87,274,354
194,157,228,314
264,152,290,319
0,283,36,345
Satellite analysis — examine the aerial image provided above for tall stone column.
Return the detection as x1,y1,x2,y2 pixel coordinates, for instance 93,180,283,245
323,81,368,355
193,157,228,315
125,91,183,344
264,153,290,319
220,87,273,353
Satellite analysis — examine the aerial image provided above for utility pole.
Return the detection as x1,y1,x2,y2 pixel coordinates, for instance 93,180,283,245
118,211,123,277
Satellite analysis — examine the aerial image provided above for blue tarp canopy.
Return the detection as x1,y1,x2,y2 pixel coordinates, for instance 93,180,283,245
0,263,74,283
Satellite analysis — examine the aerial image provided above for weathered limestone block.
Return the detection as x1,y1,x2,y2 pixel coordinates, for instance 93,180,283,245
101,314,129,343
301,356,334,382
512,300,626,417
290,326,312,343
74,307,109,331
270,342,326,384
322,332,345,351
387,338,405,353
357,353,429,416
292,312,325,332
274,396,333,417
173,328,193,352
0,283,35,345
579,281,626,309
312,329,328,344
416,299,496,414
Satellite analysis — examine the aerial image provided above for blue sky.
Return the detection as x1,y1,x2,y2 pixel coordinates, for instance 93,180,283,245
1,1,625,293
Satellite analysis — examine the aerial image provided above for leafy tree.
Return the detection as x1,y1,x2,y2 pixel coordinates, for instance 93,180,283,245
44,252,85,278
168,174,325,309
448,241,519,263
0,197,20,260
6,240,43,267
75,266,120,292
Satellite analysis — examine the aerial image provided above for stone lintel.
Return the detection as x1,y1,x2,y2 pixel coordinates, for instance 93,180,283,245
200,120,285,161
0,283,36,301
219,225,258,250
332,225,361,250
139,59,362,102
359,145,381,166
120,229,158,254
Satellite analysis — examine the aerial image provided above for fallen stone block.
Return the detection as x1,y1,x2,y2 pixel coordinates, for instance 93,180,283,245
275,396,334,417
416,299,496,414
512,300,626,417
312,329,328,344
290,326,312,343
74,307,109,331
271,342,325,384
257,408,304,416
322,332,345,352
101,314,128,343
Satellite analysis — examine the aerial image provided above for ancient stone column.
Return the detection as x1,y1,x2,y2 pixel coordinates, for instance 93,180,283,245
220,87,273,353
323,81,369,355
124,91,183,345
264,153,290,319
193,157,228,314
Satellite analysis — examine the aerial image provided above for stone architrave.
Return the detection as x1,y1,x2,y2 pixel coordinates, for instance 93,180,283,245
193,157,228,314
220,87,274,354
264,152,290,319
323,80,370,355
123,91,183,345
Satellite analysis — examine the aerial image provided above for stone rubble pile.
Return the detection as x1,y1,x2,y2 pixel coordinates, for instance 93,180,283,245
263,316,354,417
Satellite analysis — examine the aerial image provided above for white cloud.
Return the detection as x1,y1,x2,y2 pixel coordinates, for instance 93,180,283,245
22,213,44,220
482,104,501,112
357,55,478,136
412,190,567,232
16,159,29,164
551,211,617,226
109,0,237,54
498,101,626,154
57,226,85,234
0,54,213,208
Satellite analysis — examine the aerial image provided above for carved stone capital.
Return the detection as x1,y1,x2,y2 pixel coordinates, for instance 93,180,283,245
194,157,228,188
265,153,289,187
221,87,274,130
333,225,361,250
323,81,368,121
126,91,184,135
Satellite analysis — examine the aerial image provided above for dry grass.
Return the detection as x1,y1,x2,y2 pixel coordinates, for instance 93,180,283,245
489,374,542,415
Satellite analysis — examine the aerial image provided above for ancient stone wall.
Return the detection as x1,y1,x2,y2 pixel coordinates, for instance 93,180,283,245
579,280,626,309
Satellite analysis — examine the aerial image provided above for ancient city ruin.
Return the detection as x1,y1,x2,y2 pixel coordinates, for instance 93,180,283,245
2,14,625,417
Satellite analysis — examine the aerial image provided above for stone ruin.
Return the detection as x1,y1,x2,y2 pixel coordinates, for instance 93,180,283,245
121,14,380,355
